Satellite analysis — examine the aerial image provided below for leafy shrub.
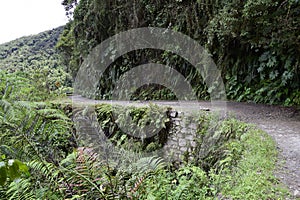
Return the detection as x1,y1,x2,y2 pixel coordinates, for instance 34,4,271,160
95,103,172,153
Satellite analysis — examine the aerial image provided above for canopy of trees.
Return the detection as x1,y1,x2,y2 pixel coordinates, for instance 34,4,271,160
0,26,72,99
0,26,64,71
58,0,300,105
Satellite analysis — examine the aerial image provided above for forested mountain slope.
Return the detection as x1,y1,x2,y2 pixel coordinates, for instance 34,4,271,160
0,26,72,101
0,26,64,71
59,0,300,105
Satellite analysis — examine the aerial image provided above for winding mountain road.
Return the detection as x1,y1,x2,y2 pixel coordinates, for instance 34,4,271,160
70,95,300,198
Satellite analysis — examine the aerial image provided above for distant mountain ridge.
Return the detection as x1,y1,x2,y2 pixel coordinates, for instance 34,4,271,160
0,26,64,71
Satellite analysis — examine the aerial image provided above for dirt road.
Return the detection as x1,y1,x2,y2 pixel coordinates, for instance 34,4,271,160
70,95,300,198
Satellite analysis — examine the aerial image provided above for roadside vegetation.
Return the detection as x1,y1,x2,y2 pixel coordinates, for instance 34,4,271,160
59,0,300,105
0,80,290,198
0,0,299,199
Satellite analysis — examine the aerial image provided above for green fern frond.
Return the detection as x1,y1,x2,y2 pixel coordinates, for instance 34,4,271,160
0,145,16,158
58,148,107,199
134,156,166,174
27,160,60,182
13,101,33,110
6,178,36,200
0,99,12,112
37,108,70,120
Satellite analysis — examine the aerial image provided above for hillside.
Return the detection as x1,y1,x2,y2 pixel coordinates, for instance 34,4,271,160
59,0,300,105
0,26,64,71
0,26,72,101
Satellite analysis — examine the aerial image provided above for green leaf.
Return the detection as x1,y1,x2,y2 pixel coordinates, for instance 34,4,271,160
14,160,29,175
8,160,21,180
7,159,29,180
0,162,7,186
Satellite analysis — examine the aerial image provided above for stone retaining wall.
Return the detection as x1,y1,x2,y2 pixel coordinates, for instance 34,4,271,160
73,106,201,162
163,111,198,161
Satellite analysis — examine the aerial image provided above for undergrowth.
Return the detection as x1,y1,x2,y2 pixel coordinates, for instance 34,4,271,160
0,97,290,199
209,125,289,199
127,116,289,199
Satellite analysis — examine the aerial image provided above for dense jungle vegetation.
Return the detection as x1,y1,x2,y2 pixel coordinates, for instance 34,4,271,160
0,0,299,199
0,26,73,100
0,83,290,199
59,0,300,105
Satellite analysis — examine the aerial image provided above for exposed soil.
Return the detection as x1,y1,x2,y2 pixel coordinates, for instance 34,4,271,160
71,96,300,198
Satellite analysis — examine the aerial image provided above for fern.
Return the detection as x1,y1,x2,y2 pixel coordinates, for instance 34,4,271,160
128,176,145,200
6,179,36,200
27,160,60,183
59,147,106,199
0,98,75,198
134,156,166,174
127,156,166,199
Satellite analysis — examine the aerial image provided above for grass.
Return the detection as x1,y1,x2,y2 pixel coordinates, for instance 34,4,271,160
213,124,290,199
